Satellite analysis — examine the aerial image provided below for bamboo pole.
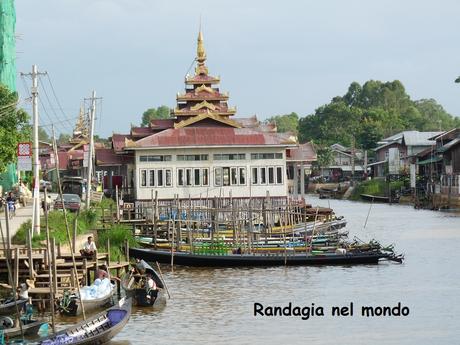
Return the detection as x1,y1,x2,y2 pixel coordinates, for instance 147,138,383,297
51,126,86,320
44,188,56,333
0,217,24,341
153,191,158,250
155,261,171,299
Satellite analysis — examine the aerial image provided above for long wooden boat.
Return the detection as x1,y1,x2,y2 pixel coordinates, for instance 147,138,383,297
129,247,392,267
360,194,390,203
121,260,167,307
39,298,131,345
60,287,114,316
0,299,27,316
1,318,47,338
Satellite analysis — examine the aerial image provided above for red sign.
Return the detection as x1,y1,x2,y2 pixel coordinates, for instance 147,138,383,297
17,142,32,157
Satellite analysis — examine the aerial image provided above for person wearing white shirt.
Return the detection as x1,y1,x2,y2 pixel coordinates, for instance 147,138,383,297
80,236,97,258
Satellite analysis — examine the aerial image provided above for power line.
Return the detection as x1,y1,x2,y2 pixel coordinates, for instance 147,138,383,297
38,75,74,133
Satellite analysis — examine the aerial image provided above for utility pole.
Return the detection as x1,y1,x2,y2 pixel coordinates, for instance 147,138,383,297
21,65,47,236
85,91,98,209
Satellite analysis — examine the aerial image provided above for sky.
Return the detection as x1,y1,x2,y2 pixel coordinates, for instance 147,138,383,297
14,0,460,138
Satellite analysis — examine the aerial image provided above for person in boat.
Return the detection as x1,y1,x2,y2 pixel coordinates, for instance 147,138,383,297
144,272,158,303
80,236,97,258
97,264,120,283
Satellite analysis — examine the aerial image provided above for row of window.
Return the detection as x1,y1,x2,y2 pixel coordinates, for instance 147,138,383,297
251,166,283,185
139,166,284,188
140,169,172,187
139,152,283,162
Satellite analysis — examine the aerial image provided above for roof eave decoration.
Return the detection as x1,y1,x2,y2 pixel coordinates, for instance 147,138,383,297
174,112,242,129
190,100,217,111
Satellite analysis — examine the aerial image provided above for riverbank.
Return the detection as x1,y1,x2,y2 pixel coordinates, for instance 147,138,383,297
12,198,137,261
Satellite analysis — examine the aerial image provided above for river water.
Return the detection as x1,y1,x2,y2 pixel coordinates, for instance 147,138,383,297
63,196,460,344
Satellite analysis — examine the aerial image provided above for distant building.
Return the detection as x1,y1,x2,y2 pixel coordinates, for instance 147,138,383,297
417,129,460,197
286,142,317,195
370,131,441,177
321,143,364,181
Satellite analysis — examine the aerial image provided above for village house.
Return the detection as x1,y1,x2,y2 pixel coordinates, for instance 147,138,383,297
321,143,364,181
370,131,441,177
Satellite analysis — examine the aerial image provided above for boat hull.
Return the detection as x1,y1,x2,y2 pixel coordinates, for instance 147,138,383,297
3,319,46,338
39,298,132,345
0,299,27,316
129,247,387,267
61,290,114,317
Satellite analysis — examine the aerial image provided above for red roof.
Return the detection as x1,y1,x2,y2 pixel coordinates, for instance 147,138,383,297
150,119,175,130
68,150,84,160
131,127,154,137
130,127,296,148
57,151,69,170
186,75,219,83
235,116,259,128
287,143,317,162
111,134,130,152
96,148,134,166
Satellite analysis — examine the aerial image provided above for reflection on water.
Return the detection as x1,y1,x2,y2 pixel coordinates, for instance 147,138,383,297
54,197,460,344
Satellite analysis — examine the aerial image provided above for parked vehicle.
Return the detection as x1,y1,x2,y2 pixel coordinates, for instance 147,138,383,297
61,177,85,198
54,194,81,212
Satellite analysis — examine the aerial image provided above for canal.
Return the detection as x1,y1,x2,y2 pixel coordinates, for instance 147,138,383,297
75,196,460,344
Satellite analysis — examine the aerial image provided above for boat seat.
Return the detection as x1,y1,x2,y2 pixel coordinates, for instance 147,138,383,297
107,310,127,326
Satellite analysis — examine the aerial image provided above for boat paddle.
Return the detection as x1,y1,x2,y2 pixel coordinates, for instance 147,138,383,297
156,261,171,299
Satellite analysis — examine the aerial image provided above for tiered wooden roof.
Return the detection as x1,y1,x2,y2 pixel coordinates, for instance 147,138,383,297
171,30,237,124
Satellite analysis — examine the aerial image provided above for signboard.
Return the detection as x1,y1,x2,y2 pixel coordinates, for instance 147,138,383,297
18,156,32,171
388,148,400,175
410,164,416,188
83,151,89,167
90,191,103,203
445,165,453,175
17,142,32,171
123,202,134,210
17,142,32,156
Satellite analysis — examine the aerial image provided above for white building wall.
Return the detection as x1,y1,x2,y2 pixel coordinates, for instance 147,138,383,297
133,146,288,200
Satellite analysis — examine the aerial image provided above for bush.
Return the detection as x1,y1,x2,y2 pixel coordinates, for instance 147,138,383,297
97,225,136,262
350,179,387,200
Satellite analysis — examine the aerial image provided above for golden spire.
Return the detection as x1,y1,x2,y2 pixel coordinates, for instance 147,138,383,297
197,30,206,63
195,27,209,75
73,105,88,138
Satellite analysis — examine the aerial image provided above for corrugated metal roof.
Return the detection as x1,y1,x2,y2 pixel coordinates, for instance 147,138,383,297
111,134,130,152
287,143,317,162
130,127,296,149
402,131,442,146
96,148,134,166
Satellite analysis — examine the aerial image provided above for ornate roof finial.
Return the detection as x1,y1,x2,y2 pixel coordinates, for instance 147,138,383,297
197,29,206,63
195,22,209,76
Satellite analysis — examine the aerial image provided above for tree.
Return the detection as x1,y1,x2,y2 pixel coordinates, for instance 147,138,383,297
0,84,30,172
298,80,460,150
38,127,50,142
141,105,170,127
266,112,299,134
57,133,71,144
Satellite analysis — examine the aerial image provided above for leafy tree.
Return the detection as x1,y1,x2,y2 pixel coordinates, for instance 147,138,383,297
298,80,460,150
38,127,50,142
141,105,170,127
94,135,110,147
266,112,299,134
0,84,30,172
57,133,71,144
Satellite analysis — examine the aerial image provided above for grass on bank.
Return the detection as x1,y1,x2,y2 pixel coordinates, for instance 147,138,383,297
350,178,408,201
12,197,137,262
